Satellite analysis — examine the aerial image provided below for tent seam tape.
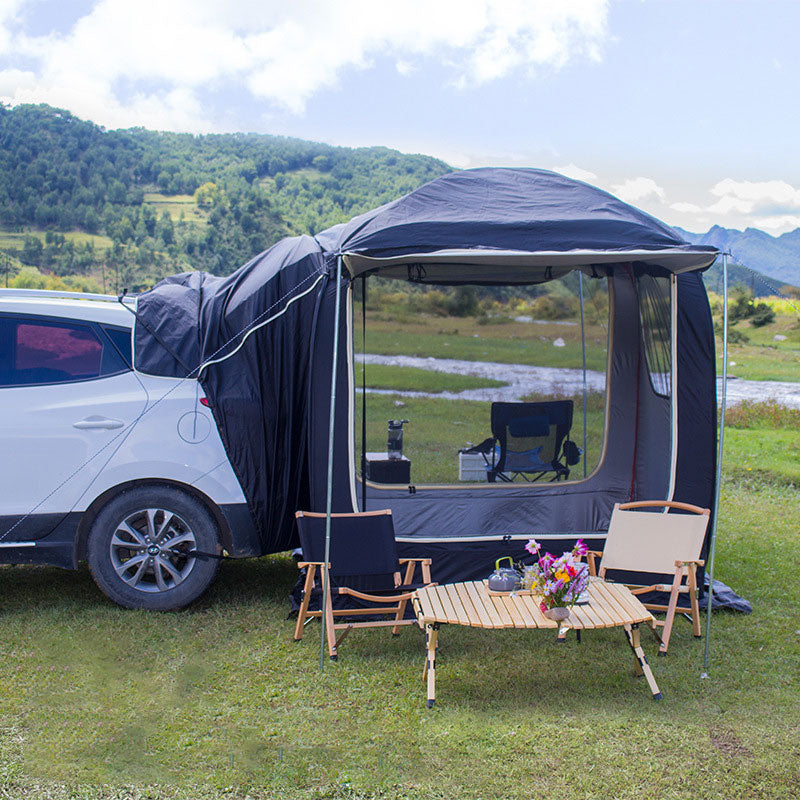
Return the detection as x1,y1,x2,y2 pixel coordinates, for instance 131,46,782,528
196,273,326,374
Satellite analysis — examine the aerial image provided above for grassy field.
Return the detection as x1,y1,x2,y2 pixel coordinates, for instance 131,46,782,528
0,427,797,798
363,314,609,372
713,308,800,382
356,363,507,395
356,392,607,484
142,193,209,224
0,229,114,250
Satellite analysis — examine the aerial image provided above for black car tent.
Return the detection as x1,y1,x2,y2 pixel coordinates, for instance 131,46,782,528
133,168,722,594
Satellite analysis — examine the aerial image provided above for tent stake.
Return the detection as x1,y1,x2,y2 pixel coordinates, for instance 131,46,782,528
578,272,588,477
704,252,728,671
321,256,344,670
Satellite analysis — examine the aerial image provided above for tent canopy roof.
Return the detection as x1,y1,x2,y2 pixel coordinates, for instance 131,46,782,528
317,168,718,283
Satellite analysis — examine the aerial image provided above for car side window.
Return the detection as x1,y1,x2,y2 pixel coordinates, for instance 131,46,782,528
101,325,133,367
0,316,129,387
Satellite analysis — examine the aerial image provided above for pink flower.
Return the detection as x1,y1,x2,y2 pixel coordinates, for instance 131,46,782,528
574,539,588,557
525,538,541,555
539,601,548,614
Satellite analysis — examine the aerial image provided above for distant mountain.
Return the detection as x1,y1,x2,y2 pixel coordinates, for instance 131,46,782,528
676,225,800,291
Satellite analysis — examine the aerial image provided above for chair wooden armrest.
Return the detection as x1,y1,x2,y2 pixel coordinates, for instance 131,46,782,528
297,560,329,569
338,586,416,603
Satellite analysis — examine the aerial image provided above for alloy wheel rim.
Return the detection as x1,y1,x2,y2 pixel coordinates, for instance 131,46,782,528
109,508,197,593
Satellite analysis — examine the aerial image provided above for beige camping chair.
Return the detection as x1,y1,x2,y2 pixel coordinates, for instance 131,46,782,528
586,500,710,655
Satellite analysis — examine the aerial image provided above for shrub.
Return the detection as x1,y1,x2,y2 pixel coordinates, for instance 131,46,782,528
11,265,47,289
445,286,479,317
714,322,750,344
726,400,800,429
531,293,578,320
750,302,776,327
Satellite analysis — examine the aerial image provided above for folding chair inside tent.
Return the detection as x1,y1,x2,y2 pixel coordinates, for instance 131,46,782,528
486,400,577,483
293,510,433,660
586,500,710,655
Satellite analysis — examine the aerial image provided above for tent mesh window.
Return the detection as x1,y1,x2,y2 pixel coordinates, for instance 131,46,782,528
637,274,671,397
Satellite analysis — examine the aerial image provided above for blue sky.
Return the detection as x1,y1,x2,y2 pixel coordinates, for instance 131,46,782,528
1,0,798,234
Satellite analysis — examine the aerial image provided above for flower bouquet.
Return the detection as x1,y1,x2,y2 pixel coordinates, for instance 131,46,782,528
524,538,590,621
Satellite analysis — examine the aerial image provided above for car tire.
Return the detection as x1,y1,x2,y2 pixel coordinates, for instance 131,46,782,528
87,485,221,611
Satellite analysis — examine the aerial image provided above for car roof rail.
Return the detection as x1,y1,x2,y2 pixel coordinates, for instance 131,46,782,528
0,288,137,304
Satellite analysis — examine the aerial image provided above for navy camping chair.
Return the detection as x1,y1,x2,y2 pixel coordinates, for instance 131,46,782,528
293,510,433,660
485,400,579,483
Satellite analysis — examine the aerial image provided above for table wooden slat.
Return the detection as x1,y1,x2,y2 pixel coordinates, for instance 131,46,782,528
444,583,472,626
436,583,460,625
498,594,527,628
519,594,554,628
482,588,515,628
415,589,438,624
600,580,652,624
591,580,629,623
467,582,506,627
456,582,492,628
510,593,538,627
414,580,654,631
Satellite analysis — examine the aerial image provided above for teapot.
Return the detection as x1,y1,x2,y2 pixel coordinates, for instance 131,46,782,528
487,556,522,592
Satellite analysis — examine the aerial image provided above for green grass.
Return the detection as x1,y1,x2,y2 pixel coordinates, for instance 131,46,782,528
143,193,208,224
363,315,609,371
0,229,114,250
356,363,507,394
714,316,800,382
356,392,606,484
0,454,798,798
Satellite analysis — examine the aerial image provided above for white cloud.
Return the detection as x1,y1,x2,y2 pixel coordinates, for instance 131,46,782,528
670,201,701,213
395,60,416,77
611,176,666,203
553,163,598,183
0,0,610,129
710,178,800,207
640,177,800,235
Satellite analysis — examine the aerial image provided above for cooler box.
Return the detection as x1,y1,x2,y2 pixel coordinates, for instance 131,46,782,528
459,451,488,481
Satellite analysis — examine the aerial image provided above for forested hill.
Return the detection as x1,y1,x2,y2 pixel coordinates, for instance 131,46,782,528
0,104,451,290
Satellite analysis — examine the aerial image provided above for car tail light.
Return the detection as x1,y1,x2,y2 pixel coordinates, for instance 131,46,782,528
199,397,210,407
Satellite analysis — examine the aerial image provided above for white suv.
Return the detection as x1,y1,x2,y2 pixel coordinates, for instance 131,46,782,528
0,289,258,610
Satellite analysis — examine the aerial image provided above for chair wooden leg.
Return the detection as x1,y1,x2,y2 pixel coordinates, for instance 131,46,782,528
294,565,317,642
323,575,338,660
392,561,417,635
687,563,702,638
625,624,662,700
425,623,438,708
659,565,685,656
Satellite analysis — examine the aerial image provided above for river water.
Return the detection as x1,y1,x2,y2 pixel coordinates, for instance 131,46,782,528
356,353,800,408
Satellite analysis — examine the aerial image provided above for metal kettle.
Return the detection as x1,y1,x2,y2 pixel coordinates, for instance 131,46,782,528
487,556,522,592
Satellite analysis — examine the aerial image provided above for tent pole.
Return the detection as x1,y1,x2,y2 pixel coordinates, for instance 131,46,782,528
320,256,344,670
703,252,728,672
361,275,367,512
578,271,588,478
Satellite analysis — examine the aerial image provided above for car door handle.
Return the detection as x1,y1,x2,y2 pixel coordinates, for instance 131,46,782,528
73,416,125,430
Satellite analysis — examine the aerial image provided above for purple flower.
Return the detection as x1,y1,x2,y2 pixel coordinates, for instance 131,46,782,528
574,539,588,557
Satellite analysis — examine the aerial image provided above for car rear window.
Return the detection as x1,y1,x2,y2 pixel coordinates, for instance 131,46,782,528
101,325,133,366
0,316,129,386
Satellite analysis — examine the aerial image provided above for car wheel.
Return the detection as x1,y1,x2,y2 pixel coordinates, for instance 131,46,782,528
87,486,221,610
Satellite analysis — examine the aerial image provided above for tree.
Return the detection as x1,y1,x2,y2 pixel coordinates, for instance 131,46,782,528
21,236,43,266
156,210,175,245
194,181,221,208
12,265,47,288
